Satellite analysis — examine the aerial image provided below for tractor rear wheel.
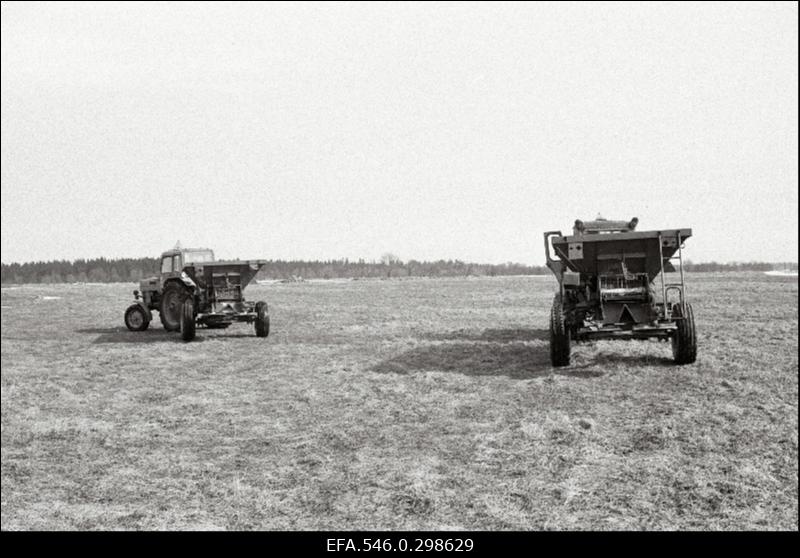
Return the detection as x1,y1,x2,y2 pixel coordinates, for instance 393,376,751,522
671,303,697,364
181,298,196,341
254,301,270,338
160,282,186,332
550,293,571,367
124,304,150,331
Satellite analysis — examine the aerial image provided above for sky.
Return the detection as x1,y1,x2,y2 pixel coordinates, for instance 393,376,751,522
1,1,797,265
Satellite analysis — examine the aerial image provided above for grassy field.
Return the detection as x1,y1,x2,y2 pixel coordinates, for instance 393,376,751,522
1,274,797,530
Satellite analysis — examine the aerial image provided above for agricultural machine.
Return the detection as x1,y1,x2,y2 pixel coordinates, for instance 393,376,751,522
123,247,269,342
544,217,697,366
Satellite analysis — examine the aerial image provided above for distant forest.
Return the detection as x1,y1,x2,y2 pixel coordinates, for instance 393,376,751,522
0,257,796,285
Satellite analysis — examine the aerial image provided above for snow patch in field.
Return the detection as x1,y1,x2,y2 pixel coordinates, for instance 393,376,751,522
40,296,62,300
764,270,798,277
1,305,11,309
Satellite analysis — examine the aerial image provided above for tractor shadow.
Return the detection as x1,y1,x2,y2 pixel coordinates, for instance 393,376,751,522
373,328,604,380
76,327,207,344
76,327,263,344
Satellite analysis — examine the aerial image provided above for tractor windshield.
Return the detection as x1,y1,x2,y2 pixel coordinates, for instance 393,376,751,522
183,250,215,264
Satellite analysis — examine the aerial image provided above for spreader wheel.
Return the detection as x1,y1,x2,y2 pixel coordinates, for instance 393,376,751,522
254,301,270,338
550,293,571,367
124,304,150,332
181,298,196,342
671,303,697,365
160,282,186,332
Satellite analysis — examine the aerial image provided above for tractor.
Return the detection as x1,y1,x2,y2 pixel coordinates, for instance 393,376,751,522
544,217,697,366
123,246,269,341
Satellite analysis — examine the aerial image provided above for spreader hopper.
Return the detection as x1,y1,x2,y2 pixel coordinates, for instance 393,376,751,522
543,217,697,366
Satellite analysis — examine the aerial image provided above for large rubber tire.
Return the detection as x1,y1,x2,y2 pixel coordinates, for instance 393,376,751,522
255,301,270,338
672,303,697,364
124,304,150,331
550,293,571,367
181,298,196,342
160,282,186,332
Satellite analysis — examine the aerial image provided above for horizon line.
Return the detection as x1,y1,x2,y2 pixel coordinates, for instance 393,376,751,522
1,256,797,267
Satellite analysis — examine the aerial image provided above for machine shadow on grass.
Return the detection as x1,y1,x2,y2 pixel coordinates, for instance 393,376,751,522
76,327,207,344
77,327,266,344
373,328,604,379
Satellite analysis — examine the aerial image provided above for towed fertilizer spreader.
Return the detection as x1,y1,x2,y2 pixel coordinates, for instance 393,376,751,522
123,246,269,342
544,217,697,366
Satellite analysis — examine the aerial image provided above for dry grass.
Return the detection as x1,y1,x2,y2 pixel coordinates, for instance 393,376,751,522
1,274,797,530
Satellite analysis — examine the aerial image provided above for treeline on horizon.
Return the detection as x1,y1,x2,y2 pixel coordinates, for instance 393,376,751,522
0,257,543,284
0,257,796,285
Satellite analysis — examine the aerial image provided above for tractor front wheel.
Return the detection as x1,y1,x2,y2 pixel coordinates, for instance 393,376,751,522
550,293,571,367
124,304,150,332
255,301,270,338
671,303,697,364
181,298,196,341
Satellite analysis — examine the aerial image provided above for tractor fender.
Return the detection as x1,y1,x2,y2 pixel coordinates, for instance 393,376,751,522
165,273,197,294
180,271,197,291
131,300,153,322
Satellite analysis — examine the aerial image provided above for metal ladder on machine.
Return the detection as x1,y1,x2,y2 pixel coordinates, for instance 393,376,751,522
658,232,686,321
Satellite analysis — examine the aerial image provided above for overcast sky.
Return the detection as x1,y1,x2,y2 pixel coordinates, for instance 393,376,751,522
1,1,797,264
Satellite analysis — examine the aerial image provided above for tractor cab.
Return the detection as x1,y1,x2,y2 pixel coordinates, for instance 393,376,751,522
159,248,215,277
